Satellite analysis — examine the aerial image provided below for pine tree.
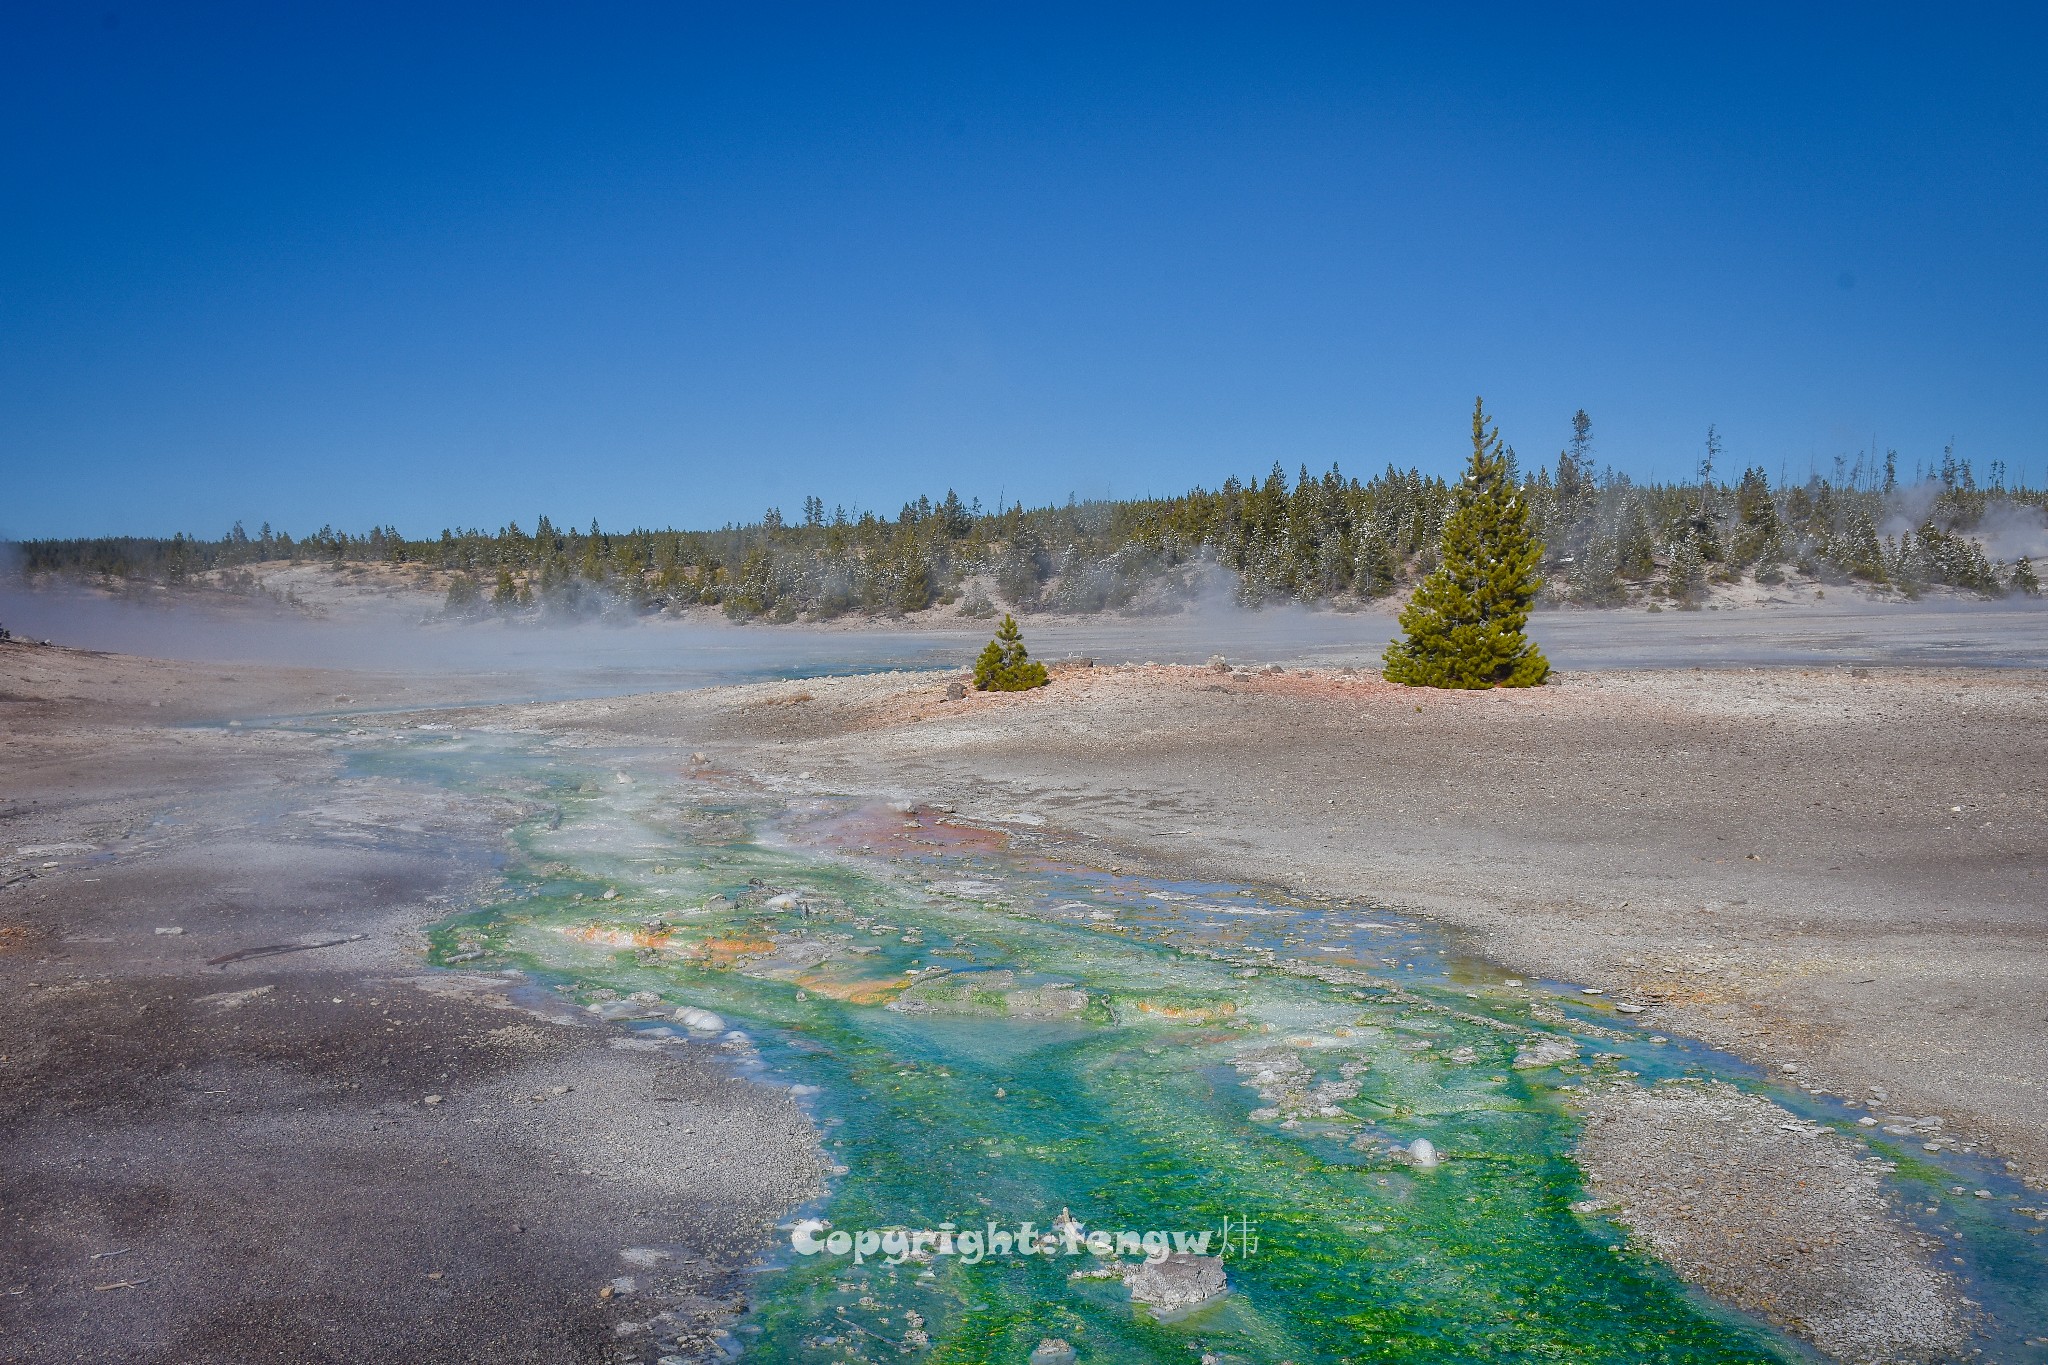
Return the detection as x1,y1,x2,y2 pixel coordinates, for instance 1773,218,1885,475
973,614,1049,691
1382,399,1550,688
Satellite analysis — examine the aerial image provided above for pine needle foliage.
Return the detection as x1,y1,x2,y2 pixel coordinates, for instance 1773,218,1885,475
1383,399,1550,689
973,614,1049,691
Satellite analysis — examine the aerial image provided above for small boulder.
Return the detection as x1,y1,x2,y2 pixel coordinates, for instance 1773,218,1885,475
1512,1035,1579,1069
672,1006,726,1032
946,680,967,701
1124,1253,1226,1311
1029,1340,1076,1365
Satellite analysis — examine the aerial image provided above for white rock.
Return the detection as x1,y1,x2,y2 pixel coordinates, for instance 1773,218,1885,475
1407,1137,1440,1168
672,1006,725,1032
1123,1254,1226,1311
1513,1035,1579,1069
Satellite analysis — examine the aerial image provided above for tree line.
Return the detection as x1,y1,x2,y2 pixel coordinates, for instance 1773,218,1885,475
12,415,2043,619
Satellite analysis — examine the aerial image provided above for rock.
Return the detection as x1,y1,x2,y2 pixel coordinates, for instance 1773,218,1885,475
199,984,275,1010
672,1006,726,1032
1124,1253,1226,1311
1029,1339,1076,1365
1207,656,1228,671
946,680,966,701
422,1094,443,1106
1513,1035,1579,1069
153,926,184,936
626,991,662,1005
1407,1137,1439,1167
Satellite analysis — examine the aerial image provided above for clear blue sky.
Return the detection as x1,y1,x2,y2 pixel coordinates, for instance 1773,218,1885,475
4,3,2045,539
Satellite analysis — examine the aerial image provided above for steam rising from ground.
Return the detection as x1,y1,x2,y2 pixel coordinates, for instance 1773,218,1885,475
4,575,2048,702
1877,481,2048,563
1971,502,2048,563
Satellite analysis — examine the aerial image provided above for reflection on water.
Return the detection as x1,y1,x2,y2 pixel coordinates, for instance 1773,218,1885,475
337,728,2045,1364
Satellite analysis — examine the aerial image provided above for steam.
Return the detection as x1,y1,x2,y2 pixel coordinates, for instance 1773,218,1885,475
1878,482,2047,563
5,566,2046,697
1880,481,1947,537
1971,502,2048,563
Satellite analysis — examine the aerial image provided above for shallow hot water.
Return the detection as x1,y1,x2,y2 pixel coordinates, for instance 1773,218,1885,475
335,727,2047,1364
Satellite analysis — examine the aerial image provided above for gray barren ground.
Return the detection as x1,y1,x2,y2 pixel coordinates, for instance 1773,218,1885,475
0,644,819,1365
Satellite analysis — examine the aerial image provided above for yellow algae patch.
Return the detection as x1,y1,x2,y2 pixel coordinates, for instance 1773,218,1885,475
790,970,913,1006
1128,999,1238,1024
552,922,674,950
669,933,778,967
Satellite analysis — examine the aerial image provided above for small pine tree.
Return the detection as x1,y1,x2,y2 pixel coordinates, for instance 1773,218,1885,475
1383,399,1550,689
444,573,481,616
2008,557,2040,597
973,614,1049,691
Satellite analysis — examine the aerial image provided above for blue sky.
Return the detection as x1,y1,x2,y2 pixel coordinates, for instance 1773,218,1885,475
4,3,2045,538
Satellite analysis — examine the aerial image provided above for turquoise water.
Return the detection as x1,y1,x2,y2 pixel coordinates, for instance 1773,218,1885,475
333,726,2045,1364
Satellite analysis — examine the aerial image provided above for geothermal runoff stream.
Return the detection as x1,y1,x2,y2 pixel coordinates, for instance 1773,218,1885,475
323,719,2048,1364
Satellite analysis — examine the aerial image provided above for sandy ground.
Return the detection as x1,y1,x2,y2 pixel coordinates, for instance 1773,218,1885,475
7,629,2047,1363
0,643,820,1364
1571,1078,1968,1361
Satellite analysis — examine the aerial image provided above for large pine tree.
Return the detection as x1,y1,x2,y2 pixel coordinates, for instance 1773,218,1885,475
1382,398,1550,688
